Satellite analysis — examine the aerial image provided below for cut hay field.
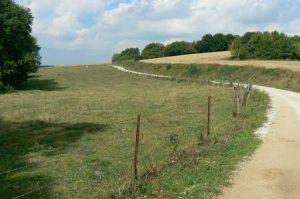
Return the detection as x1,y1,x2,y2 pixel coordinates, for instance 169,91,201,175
141,51,300,72
0,65,268,198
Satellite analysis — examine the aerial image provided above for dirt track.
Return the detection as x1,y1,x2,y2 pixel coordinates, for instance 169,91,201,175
142,51,300,72
112,65,300,199
220,86,300,199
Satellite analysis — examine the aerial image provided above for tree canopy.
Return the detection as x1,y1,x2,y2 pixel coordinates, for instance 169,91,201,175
112,48,140,62
141,43,165,59
164,41,197,56
193,33,236,53
0,0,41,88
230,31,300,60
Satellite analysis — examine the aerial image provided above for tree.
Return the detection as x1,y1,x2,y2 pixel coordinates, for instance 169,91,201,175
230,31,300,60
0,0,41,87
111,48,140,62
193,33,237,53
164,41,197,56
141,43,165,59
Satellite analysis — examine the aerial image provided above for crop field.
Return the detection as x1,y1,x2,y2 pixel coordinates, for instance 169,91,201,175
0,65,268,198
141,51,300,72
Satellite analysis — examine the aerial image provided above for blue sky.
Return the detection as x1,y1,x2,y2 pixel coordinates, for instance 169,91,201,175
15,0,300,65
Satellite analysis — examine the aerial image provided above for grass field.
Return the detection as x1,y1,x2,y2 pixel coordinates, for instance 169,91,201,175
0,65,268,198
120,61,300,93
142,51,300,72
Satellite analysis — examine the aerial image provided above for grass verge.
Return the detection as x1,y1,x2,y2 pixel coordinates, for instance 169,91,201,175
117,61,300,92
0,65,268,198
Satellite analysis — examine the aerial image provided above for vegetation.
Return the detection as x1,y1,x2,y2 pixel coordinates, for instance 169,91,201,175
0,0,41,88
164,41,197,57
230,31,300,60
141,43,165,59
0,65,268,198
112,48,140,62
193,33,236,53
119,61,300,92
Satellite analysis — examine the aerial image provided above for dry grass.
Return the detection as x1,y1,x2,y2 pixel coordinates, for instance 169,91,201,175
141,51,300,72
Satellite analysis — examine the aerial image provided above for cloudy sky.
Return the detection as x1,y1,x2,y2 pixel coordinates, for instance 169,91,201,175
15,0,300,65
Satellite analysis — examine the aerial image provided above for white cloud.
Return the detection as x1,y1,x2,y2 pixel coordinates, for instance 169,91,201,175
14,0,300,65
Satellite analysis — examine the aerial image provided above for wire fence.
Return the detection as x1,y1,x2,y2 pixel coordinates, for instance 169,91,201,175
1,68,253,198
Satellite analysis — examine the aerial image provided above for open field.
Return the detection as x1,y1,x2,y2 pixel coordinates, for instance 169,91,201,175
0,65,268,198
120,61,300,92
141,51,300,72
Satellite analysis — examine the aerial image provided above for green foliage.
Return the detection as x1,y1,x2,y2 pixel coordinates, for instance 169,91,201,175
111,48,140,62
193,33,237,53
230,31,300,60
164,41,197,56
0,0,41,87
141,43,165,59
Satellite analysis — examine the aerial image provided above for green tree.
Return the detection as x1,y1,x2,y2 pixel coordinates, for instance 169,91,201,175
141,43,165,59
0,0,41,87
230,31,300,60
164,41,197,56
111,48,140,62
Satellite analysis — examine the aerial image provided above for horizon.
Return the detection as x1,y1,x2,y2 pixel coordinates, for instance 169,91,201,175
15,0,300,65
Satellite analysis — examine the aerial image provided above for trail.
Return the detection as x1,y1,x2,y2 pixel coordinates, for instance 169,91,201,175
220,86,300,199
112,65,300,199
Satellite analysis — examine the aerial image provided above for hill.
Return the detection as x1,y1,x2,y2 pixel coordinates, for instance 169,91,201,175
141,51,300,72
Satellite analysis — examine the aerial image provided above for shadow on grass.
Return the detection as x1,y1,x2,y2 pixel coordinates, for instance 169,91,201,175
17,76,65,91
0,118,109,198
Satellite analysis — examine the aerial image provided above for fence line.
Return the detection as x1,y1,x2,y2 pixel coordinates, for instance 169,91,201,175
13,181,57,199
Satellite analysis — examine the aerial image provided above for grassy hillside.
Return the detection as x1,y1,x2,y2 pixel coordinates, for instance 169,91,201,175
0,65,268,198
120,61,300,93
141,51,300,72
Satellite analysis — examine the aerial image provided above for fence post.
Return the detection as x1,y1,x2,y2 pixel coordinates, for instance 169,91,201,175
234,86,241,115
133,114,141,180
207,96,211,136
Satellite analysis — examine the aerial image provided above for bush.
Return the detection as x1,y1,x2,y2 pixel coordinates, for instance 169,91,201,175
0,81,5,92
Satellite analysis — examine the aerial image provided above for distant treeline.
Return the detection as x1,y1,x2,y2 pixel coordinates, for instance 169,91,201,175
112,31,300,62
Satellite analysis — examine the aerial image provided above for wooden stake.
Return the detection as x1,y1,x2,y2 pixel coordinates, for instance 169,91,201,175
133,114,141,180
234,86,241,115
207,96,211,136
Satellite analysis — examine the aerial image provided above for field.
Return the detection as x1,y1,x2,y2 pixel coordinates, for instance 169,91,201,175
120,61,300,93
141,51,300,72
0,65,268,198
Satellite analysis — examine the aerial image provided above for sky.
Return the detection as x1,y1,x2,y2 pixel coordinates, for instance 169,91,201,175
15,0,300,65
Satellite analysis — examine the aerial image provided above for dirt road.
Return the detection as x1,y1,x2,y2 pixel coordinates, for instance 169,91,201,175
220,86,300,199
142,51,300,72
112,65,300,199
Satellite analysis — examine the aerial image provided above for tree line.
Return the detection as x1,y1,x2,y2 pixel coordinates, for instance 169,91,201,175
112,33,237,62
112,31,300,62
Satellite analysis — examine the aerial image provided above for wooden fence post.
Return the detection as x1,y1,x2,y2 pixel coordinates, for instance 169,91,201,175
133,114,141,180
234,86,241,115
242,83,253,107
207,96,211,136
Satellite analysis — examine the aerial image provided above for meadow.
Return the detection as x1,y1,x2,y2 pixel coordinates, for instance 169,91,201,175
141,51,300,72
0,65,268,198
